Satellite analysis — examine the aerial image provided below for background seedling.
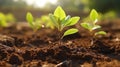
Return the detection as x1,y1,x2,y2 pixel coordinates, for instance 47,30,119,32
36,15,55,29
81,9,106,45
49,6,80,45
98,11,117,26
99,11,116,21
6,13,16,23
26,12,41,32
0,13,7,27
0,12,15,27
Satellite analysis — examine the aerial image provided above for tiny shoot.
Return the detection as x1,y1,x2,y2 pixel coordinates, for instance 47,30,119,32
26,12,41,32
38,15,55,29
6,13,16,22
81,9,106,37
0,13,7,27
49,6,80,43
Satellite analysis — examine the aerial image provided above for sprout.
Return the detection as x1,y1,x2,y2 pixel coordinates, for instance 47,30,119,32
37,15,55,29
62,28,78,39
0,13,7,27
0,12,16,27
26,12,41,32
95,31,106,36
49,6,80,40
6,13,15,22
81,9,106,37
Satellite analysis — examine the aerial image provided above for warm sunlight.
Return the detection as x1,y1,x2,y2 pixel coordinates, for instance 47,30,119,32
25,0,58,8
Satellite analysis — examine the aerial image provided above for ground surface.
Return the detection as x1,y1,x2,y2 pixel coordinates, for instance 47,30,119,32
0,19,120,67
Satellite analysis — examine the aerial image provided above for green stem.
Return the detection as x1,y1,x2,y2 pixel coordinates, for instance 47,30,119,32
58,31,62,45
89,31,94,46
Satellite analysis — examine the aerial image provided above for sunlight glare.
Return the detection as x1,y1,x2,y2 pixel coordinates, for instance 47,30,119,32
25,0,57,8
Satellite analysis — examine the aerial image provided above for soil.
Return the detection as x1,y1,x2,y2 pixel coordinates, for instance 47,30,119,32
0,19,120,67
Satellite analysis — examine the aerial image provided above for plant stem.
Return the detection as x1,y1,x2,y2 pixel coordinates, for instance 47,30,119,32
58,31,62,45
89,31,94,46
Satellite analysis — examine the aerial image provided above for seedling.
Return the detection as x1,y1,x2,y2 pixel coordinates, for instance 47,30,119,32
49,6,80,44
103,11,116,21
26,12,41,32
0,13,16,27
0,13,7,27
6,13,16,22
80,9,106,45
36,15,55,29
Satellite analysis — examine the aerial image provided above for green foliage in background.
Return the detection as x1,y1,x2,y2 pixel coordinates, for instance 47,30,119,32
87,0,120,12
0,13,7,27
0,12,15,27
6,13,16,22
26,13,55,32
102,11,117,20
26,12,41,32
36,15,55,29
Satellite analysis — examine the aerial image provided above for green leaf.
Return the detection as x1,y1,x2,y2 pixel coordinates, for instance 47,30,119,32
34,22,41,30
65,17,80,26
0,13,7,27
0,13,6,21
61,15,71,26
90,9,98,22
80,23,93,31
6,13,15,22
63,28,78,37
26,12,34,26
92,25,101,30
95,31,106,36
49,14,58,27
0,20,7,27
54,6,66,20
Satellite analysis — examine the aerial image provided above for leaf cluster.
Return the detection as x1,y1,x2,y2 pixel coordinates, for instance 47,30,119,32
6,13,16,22
26,12,41,32
81,9,106,36
49,6,80,38
0,13,7,27
0,12,15,27
36,15,55,29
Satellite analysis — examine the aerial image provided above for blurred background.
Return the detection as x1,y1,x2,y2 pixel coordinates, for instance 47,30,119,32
0,0,120,21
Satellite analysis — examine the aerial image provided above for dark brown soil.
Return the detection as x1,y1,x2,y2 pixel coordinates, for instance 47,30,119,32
0,20,120,67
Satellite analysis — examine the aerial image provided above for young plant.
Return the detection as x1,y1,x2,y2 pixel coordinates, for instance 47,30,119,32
0,12,16,27
49,6,80,43
36,15,55,29
26,12,41,32
6,13,16,22
80,9,106,45
81,9,106,36
0,13,7,27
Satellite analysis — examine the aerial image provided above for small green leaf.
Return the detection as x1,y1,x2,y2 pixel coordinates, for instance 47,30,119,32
80,23,92,31
0,20,7,27
95,31,106,36
54,6,66,20
34,22,41,31
49,14,58,27
65,17,80,26
94,19,98,24
90,9,98,22
63,28,78,37
61,15,71,25
0,13,7,27
26,12,34,26
92,25,101,30
6,13,15,22
0,13,6,21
